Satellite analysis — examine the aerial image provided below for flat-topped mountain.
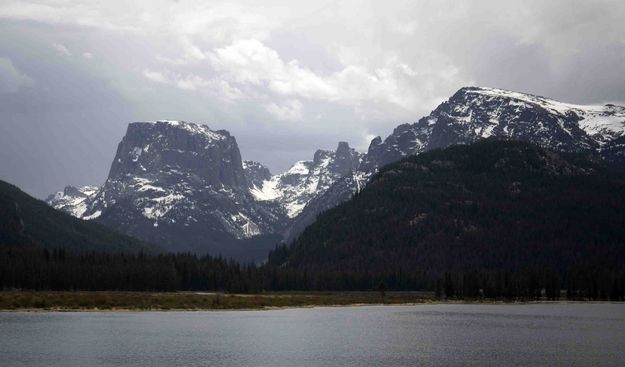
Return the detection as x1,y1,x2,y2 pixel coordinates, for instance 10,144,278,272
48,121,287,259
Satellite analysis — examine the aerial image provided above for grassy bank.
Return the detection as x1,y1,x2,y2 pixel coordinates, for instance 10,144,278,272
0,291,438,311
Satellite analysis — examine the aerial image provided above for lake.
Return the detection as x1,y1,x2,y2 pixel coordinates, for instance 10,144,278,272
1,303,624,366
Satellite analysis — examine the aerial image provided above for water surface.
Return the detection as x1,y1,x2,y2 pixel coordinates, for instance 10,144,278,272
1,303,624,366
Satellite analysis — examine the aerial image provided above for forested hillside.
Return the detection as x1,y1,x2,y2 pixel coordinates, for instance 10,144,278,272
0,180,156,253
269,140,625,297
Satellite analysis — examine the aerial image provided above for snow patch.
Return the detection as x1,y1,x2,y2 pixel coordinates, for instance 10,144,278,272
229,212,261,238
286,161,310,175
131,147,142,162
83,210,102,220
466,87,625,139
250,178,281,201
142,193,185,220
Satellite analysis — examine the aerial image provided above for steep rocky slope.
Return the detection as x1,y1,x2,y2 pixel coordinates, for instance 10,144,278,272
249,142,363,218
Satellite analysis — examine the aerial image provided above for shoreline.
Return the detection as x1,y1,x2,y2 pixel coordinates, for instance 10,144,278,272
0,291,616,312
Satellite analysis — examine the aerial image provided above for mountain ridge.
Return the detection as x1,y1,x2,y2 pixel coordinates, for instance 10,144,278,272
47,87,625,254
285,86,625,241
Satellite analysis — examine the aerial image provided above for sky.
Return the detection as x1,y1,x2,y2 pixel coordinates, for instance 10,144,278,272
1,0,625,198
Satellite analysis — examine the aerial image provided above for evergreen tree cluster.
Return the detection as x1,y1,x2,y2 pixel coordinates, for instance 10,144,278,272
2,246,624,300
0,246,257,293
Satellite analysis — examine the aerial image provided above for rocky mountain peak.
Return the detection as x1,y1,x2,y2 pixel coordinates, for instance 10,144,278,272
250,141,364,219
243,160,272,188
332,141,361,175
62,185,89,198
312,149,333,165
362,86,625,171
48,120,289,258
45,185,99,218
335,141,351,155
108,120,247,189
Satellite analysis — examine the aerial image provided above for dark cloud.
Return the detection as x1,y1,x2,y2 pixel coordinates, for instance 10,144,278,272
1,0,624,197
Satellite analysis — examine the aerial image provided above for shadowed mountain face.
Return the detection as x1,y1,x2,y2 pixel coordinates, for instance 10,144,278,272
0,180,155,253
271,140,625,275
47,87,625,256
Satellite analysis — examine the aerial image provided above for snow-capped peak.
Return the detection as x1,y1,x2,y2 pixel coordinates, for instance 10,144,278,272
284,86,625,242
136,120,227,141
249,142,363,218
45,185,99,218
460,87,625,140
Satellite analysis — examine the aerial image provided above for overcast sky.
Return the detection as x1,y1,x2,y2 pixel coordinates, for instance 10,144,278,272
1,0,625,198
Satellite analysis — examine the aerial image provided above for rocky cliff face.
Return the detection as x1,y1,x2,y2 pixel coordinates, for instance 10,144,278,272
105,121,248,190
242,160,272,189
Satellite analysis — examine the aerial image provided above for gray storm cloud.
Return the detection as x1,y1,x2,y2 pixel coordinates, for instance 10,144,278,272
1,0,624,197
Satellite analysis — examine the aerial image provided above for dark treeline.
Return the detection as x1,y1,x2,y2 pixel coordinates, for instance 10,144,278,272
2,246,624,301
0,246,259,293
